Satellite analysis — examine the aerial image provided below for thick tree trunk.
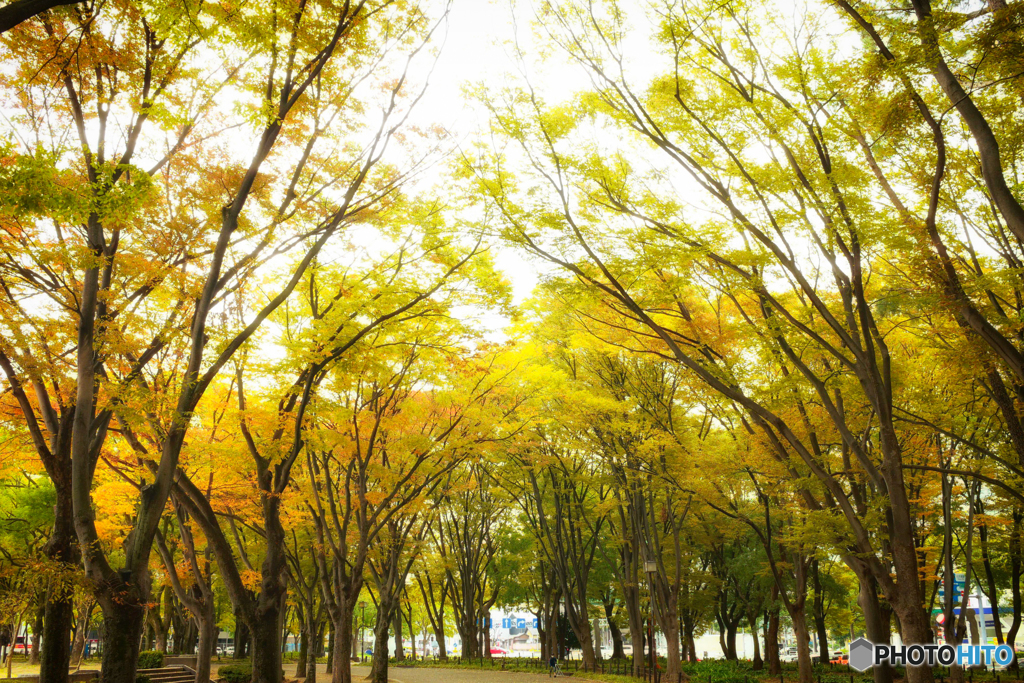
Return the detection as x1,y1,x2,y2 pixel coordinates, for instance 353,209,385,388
70,600,93,668
295,627,308,677
368,618,389,683
328,599,357,683
811,560,828,663
456,618,477,659
30,607,42,665
625,594,644,675
432,619,446,660
305,617,317,683
40,465,76,683
40,587,73,683
195,601,216,683
154,625,168,653
750,613,763,670
791,608,814,683
97,596,147,683
572,619,598,669
392,609,404,661
858,572,893,683
683,616,697,664
604,602,626,659
979,520,1004,643
545,617,558,664
765,608,781,675
725,622,737,660
250,606,284,683
878,430,934,683
661,614,681,681
1007,509,1022,672
0,0,79,34
235,613,250,660
326,625,335,671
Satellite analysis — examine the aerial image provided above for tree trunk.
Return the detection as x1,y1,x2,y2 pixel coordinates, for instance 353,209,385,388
625,594,644,675
29,607,43,665
70,600,94,668
327,625,335,671
725,621,737,660
328,598,358,683
750,613,763,670
1007,509,1022,672
661,612,681,681
604,602,626,659
813,561,829,664
408,617,415,661
155,626,168,653
545,617,558,664
250,605,284,683
791,607,814,683
765,608,781,675
306,615,318,683
858,571,893,683
684,617,697,664
96,596,147,683
979,519,1004,643
456,616,477,660
573,620,598,669
195,600,216,683
295,626,308,678
432,618,446,660
235,612,250,660
40,586,73,683
330,618,349,682
368,616,389,683
392,609,404,661
40,478,77,683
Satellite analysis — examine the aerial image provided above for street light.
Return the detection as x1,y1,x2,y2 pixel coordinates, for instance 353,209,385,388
645,560,658,674
359,602,367,664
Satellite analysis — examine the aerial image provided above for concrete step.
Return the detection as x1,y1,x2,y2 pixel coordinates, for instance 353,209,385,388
138,667,194,683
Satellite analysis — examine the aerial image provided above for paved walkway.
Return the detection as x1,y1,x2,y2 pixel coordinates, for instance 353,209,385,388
351,665,560,683
256,663,562,683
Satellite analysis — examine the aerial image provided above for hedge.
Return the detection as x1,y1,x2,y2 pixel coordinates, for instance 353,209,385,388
138,651,165,669
218,663,253,683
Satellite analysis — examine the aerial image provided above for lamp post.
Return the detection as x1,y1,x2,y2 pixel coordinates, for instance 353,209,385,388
359,601,366,664
645,560,658,673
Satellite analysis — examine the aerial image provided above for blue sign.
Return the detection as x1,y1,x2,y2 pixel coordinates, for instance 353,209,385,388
533,618,538,628
517,618,526,629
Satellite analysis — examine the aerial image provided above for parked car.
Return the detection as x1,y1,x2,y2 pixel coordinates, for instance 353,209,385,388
490,648,509,656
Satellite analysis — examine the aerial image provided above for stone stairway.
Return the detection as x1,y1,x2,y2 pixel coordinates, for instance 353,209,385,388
138,667,195,683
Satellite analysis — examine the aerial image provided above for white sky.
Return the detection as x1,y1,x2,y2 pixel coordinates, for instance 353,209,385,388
413,0,545,308
403,0,659,315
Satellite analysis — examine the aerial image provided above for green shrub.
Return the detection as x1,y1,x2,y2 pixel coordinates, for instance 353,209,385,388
218,663,252,683
136,675,151,683
137,651,164,669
